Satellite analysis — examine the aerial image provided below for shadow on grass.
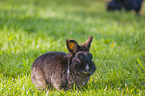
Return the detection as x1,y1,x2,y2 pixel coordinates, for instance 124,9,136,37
0,8,145,42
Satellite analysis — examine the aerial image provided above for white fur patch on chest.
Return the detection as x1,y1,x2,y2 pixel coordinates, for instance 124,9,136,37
82,82,86,85
85,65,89,70
67,65,70,76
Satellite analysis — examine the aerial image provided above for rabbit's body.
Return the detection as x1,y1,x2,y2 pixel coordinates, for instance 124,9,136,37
31,36,96,90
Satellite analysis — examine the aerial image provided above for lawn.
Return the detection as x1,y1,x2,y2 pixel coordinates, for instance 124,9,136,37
0,0,145,95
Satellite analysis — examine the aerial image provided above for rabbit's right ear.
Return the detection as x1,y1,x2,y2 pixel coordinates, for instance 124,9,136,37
66,39,79,55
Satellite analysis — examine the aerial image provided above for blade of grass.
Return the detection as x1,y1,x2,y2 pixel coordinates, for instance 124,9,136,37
137,58,145,71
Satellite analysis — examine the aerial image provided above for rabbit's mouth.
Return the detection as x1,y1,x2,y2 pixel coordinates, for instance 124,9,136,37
77,72,91,77
83,72,91,76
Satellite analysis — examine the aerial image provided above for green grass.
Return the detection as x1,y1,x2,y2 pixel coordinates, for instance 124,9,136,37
0,0,145,95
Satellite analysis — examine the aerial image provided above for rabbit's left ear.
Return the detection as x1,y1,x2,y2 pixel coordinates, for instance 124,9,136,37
85,36,93,50
66,39,79,55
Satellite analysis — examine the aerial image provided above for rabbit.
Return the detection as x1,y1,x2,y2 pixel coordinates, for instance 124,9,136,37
107,0,143,14
31,36,96,90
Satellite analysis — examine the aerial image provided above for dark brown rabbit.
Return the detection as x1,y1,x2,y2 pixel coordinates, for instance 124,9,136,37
31,36,96,90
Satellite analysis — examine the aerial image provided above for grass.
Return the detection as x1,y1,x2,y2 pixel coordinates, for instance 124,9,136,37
0,0,145,95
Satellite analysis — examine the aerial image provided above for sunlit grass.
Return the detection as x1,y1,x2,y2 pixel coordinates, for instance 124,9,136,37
0,0,145,95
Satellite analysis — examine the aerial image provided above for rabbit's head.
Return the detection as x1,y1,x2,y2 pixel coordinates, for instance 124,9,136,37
66,36,96,77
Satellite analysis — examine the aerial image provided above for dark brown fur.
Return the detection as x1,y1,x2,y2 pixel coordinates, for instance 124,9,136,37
31,36,96,90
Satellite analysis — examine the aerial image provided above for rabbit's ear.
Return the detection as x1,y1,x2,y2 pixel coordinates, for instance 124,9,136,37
84,36,93,51
66,39,79,54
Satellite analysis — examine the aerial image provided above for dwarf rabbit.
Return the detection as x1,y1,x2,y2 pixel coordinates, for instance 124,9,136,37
31,36,96,90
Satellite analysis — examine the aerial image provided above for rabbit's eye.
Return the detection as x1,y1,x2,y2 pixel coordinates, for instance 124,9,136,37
87,53,93,59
